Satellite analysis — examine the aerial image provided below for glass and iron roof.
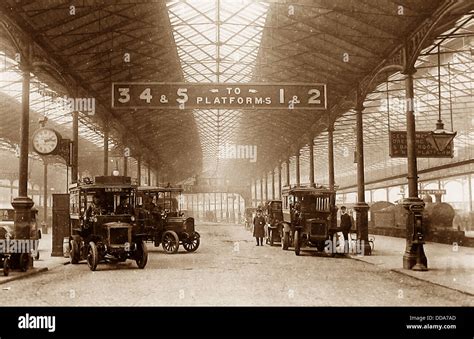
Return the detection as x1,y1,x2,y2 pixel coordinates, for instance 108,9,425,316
0,0,472,186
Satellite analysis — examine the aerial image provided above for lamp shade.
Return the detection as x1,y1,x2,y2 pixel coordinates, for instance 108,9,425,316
426,120,456,152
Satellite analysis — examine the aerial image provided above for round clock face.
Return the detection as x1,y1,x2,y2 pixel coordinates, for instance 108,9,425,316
32,128,59,155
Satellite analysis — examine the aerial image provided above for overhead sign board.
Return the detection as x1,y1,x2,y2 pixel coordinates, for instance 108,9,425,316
389,131,454,158
418,189,446,195
111,82,327,110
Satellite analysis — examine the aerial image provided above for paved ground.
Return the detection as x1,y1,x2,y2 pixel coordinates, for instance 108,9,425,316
0,223,472,306
352,234,474,296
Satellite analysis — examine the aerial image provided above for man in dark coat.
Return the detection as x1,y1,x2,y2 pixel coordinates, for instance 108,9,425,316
253,209,265,246
339,206,352,244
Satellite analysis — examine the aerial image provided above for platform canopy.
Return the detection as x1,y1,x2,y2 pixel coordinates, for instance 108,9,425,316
0,0,472,183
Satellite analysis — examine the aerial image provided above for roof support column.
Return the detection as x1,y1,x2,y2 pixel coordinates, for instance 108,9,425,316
71,110,79,183
103,126,109,176
328,124,335,191
264,173,268,202
353,93,371,256
402,69,427,271
260,177,264,207
12,49,34,245
285,160,290,187
295,152,300,187
254,179,258,207
271,169,275,200
309,138,315,187
277,162,282,199
147,164,151,186
137,157,142,186
42,159,48,232
18,63,31,198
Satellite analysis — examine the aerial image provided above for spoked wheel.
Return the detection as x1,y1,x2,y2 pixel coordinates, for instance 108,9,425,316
19,253,30,272
162,231,179,254
183,235,200,252
282,232,289,250
87,242,99,271
70,239,80,264
294,230,301,256
135,240,148,269
3,257,10,276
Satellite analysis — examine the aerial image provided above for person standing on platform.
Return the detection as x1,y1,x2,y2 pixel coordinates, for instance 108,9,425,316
253,209,265,246
339,206,352,248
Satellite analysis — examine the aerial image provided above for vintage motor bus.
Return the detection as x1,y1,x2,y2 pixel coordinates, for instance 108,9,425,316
68,176,148,271
281,185,337,255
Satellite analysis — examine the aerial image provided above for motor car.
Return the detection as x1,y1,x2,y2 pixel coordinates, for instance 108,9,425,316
135,186,199,254
263,200,283,246
0,202,41,275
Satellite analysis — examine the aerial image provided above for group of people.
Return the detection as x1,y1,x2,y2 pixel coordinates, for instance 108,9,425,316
86,194,158,220
251,205,354,246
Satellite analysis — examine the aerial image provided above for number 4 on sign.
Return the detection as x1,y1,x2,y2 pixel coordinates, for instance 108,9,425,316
139,88,153,103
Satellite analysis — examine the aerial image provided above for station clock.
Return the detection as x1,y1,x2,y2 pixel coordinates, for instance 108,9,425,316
32,128,59,155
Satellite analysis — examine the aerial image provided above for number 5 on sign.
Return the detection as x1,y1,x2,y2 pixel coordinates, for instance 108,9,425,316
176,88,188,104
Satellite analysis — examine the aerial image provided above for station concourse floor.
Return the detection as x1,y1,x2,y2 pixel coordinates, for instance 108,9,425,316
0,223,472,306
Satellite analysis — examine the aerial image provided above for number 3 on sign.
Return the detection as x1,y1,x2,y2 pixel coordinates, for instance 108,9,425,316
308,89,321,104
118,88,130,103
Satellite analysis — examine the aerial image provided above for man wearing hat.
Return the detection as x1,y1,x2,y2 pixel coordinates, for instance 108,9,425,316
253,209,266,246
339,206,352,245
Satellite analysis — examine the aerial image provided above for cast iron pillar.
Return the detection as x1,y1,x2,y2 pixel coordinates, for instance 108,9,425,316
285,160,290,187
103,126,109,176
402,70,427,271
309,138,315,187
71,110,79,183
12,54,34,270
328,124,335,191
277,162,282,198
147,164,151,186
271,170,275,200
42,159,48,233
295,153,300,187
264,173,268,202
354,101,371,256
327,123,338,232
137,157,142,186
254,179,258,207
220,192,223,220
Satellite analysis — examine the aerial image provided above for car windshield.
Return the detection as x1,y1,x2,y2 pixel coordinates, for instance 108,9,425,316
298,195,317,213
0,209,14,221
154,191,180,212
270,202,282,210
85,188,134,215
